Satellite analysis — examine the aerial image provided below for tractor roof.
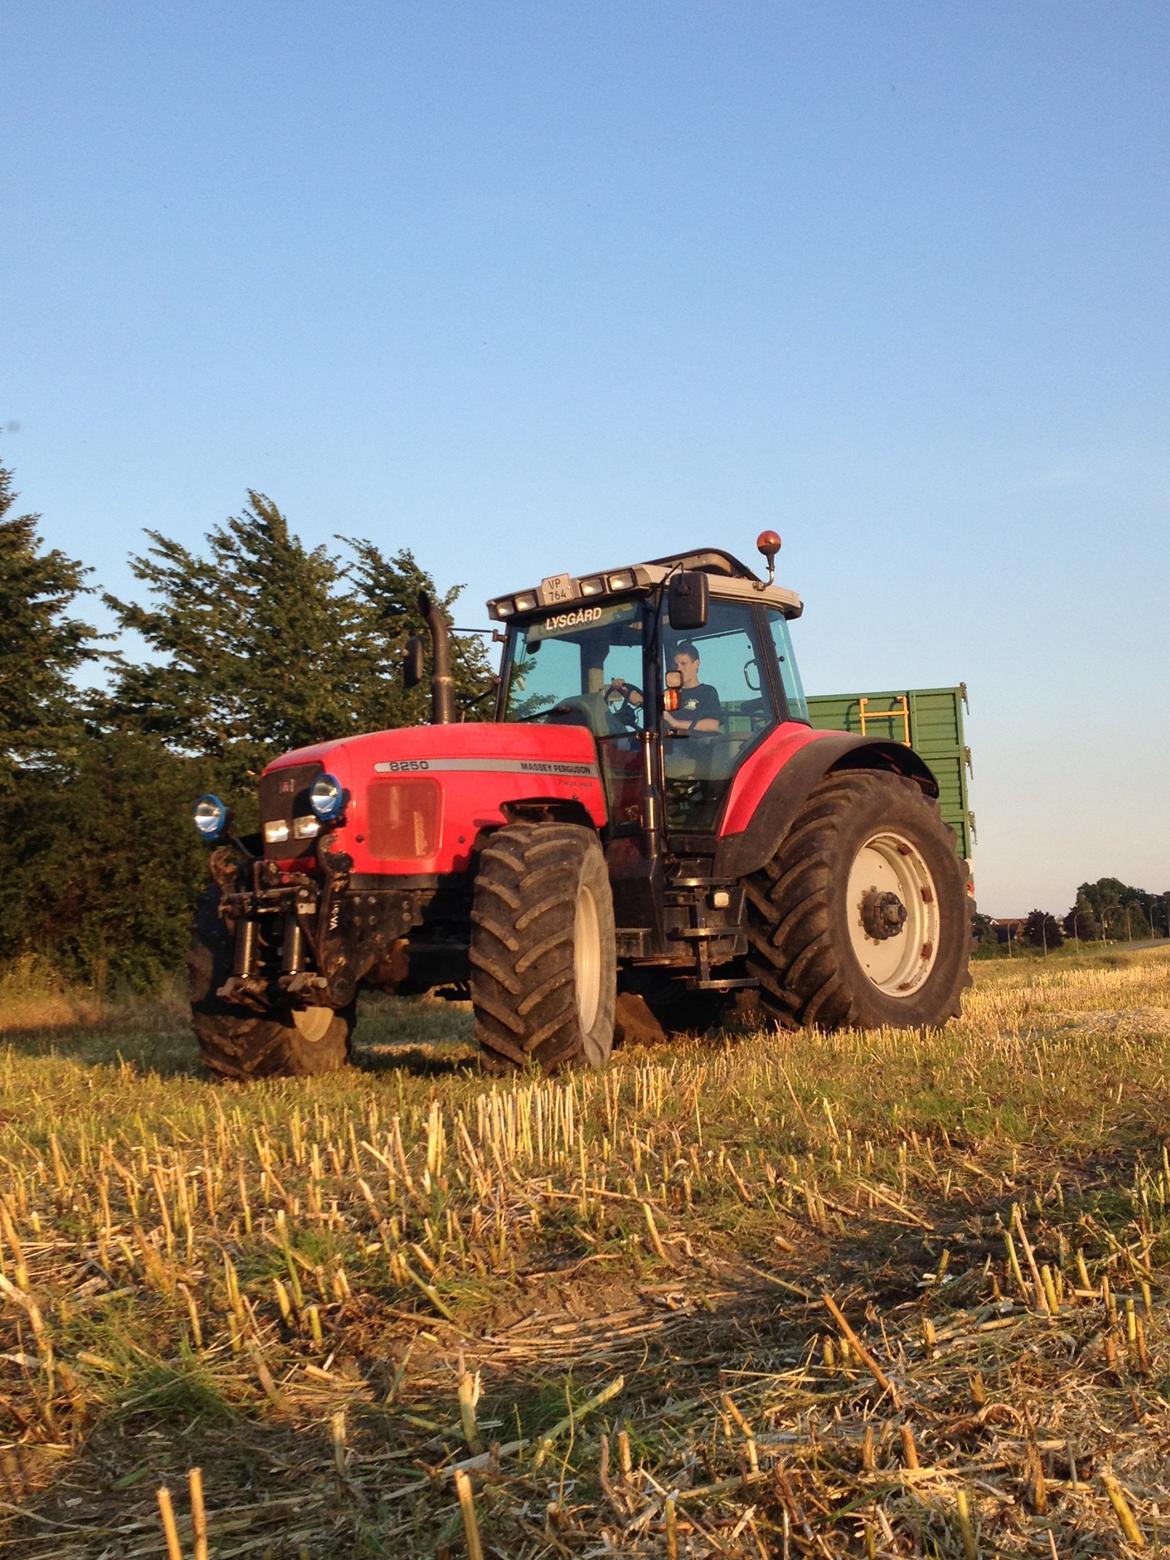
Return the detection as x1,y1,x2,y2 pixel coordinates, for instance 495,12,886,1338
487,546,803,622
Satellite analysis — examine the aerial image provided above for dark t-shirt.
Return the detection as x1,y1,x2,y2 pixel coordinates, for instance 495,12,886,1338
676,682,721,729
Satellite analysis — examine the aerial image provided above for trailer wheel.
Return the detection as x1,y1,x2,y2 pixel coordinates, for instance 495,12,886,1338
187,887,353,1079
745,770,971,1031
470,822,616,1072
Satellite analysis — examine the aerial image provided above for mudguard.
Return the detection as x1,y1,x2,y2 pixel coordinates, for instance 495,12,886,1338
712,726,938,880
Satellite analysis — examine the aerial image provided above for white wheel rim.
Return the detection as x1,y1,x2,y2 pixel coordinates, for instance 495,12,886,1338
292,1006,334,1043
846,830,940,997
575,883,602,1032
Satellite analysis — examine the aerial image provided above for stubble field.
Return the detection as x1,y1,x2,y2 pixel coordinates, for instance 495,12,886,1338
1,949,1169,1558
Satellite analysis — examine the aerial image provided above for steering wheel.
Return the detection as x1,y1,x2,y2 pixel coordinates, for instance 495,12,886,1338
605,680,642,729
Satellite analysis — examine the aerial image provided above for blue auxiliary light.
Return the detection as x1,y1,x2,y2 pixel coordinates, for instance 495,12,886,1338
308,773,346,822
193,794,230,842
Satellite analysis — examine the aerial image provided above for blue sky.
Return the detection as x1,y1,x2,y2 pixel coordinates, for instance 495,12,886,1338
4,1,1168,916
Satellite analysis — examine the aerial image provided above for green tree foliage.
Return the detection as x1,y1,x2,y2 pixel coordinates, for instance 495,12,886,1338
343,537,494,727
1074,877,1156,941
4,727,215,990
0,464,102,796
1023,909,1064,951
105,493,491,803
2,482,493,988
970,911,1002,960
1063,894,1100,942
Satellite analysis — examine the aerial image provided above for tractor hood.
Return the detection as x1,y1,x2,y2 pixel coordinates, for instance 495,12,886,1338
261,723,608,877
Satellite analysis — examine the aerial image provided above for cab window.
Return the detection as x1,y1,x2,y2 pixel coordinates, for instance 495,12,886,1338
766,609,809,722
662,598,778,832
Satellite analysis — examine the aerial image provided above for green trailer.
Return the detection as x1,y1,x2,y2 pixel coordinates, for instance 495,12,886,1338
805,684,975,865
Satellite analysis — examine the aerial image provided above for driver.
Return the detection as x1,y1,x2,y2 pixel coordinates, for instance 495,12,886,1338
608,640,722,733
666,641,721,732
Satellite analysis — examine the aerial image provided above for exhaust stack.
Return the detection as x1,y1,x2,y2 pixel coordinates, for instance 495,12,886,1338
417,590,456,725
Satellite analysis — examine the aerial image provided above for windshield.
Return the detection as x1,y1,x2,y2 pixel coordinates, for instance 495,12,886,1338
503,600,647,729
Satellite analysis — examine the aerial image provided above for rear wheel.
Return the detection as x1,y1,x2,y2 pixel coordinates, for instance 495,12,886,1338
187,887,353,1079
745,770,970,1030
470,822,616,1072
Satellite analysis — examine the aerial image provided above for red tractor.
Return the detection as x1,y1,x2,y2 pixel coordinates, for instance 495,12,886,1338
189,536,970,1077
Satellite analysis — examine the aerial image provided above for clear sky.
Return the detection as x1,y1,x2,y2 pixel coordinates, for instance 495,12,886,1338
4,1,1168,916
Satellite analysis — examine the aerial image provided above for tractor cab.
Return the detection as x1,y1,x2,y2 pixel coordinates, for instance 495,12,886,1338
488,538,809,839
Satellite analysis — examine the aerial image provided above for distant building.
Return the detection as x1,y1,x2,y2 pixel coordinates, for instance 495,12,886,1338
990,917,1027,945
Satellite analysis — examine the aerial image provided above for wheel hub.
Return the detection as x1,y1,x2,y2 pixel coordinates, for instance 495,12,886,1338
845,830,941,997
861,889,908,941
291,1006,334,1043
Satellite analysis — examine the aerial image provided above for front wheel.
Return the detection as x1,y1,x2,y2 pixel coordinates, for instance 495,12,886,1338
470,822,616,1072
187,887,353,1079
745,770,971,1030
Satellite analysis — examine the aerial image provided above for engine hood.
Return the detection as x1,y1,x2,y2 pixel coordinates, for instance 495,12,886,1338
263,722,608,877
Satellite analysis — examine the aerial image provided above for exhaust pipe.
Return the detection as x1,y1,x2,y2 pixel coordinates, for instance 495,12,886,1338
417,590,456,725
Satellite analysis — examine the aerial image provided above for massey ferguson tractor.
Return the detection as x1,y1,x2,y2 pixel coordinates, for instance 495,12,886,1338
189,536,971,1078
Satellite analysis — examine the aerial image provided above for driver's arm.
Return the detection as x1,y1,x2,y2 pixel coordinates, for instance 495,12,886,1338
608,677,643,707
666,685,721,732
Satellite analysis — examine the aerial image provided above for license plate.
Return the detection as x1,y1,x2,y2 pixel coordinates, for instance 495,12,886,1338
540,573,576,604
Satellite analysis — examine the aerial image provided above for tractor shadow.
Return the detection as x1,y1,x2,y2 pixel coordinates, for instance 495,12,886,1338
0,994,483,1083
354,1038,480,1078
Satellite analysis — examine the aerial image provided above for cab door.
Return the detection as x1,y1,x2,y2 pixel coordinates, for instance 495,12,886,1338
661,598,785,839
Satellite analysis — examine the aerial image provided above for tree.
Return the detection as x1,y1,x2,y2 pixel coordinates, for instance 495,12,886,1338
104,493,492,804
0,481,498,988
105,493,359,797
1023,909,1064,952
0,461,102,796
971,911,1001,956
342,537,493,728
1,724,216,989
1076,877,1155,942
1063,894,1100,942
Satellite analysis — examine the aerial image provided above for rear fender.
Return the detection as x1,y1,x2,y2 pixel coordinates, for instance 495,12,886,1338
713,728,938,880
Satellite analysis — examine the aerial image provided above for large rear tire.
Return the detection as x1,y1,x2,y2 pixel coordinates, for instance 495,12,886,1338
187,887,353,1079
470,822,616,1072
745,770,971,1030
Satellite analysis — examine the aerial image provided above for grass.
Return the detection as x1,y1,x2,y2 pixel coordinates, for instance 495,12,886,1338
0,950,1168,1555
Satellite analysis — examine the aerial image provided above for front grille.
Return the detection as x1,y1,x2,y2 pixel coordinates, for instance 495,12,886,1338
259,762,323,855
367,778,441,861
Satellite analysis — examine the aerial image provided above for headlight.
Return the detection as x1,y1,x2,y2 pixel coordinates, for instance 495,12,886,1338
263,819,290,845
309,773,346,822
513,592,537,612
293,816,321,839
579,577,603,596
193,795,230,841
607,571,634,591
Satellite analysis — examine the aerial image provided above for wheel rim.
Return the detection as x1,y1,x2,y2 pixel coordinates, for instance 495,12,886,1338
574,882,602,1032
292,1007,334,1043
846,830,940,997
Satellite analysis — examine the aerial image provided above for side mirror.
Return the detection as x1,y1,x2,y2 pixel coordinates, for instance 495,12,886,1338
668,570,709,631
403,635,425,689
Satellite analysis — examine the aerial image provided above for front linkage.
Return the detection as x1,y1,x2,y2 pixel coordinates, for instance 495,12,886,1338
190,843,465,1078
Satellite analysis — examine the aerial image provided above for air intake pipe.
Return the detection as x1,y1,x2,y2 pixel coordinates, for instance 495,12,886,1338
417,590,456,726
